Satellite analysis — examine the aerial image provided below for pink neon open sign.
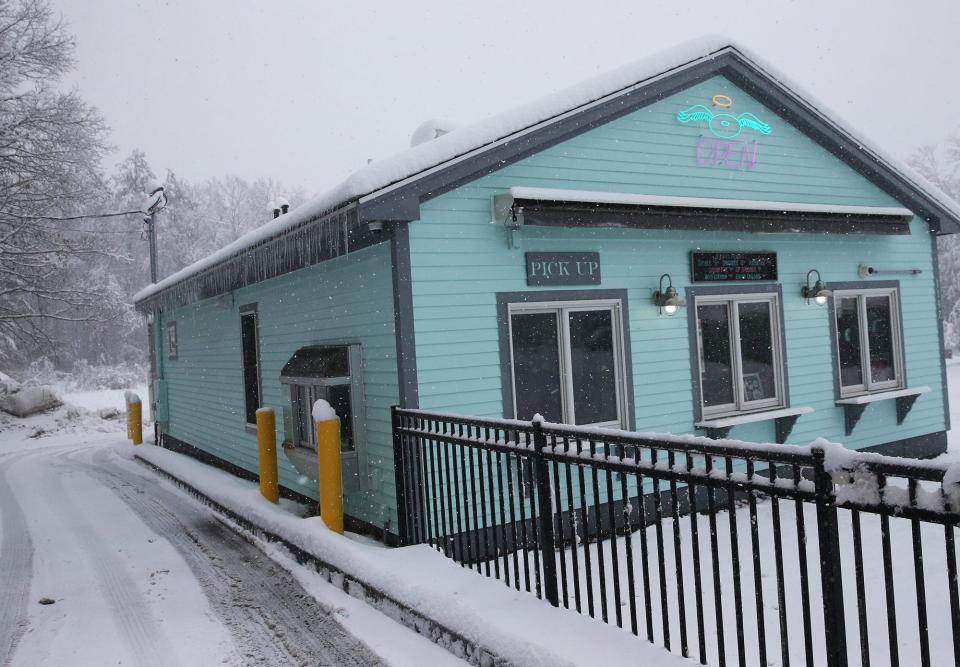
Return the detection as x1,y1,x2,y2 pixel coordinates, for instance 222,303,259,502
695,136,760,171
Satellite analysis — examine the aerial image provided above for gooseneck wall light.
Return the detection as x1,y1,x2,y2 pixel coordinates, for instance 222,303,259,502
653,273,685,315
802,269,832,305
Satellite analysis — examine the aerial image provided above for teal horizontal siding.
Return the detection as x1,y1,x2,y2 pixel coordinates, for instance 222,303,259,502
161,243,400,529
408,74,946,451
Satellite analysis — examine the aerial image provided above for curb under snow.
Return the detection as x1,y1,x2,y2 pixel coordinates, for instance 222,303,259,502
132,445,689,667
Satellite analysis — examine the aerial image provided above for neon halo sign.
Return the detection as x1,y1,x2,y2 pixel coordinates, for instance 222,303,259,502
676,96,772,170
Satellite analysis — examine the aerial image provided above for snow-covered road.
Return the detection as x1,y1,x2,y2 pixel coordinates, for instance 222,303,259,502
0,439,389,666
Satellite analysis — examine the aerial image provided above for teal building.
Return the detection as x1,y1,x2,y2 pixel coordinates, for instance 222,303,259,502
134,40,960,542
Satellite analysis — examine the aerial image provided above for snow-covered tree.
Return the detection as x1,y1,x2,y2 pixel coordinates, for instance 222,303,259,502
0,0,123,365
0,0,311,372
909,135,960,352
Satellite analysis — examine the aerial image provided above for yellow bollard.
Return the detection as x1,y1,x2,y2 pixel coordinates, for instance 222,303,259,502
126,392,142,445
256,408,280,504
313,400,344,534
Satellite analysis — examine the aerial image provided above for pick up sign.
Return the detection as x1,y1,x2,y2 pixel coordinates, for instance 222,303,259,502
525,252,601,286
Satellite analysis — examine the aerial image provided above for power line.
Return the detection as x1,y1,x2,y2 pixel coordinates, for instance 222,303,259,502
5,209,145,222
29,223,141,235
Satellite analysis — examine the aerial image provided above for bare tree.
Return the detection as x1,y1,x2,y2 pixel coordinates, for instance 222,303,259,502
0,0,118,364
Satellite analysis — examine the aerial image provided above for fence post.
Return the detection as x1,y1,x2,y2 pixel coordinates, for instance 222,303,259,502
391,405,411,546
813,446,848,667
532,417,560,607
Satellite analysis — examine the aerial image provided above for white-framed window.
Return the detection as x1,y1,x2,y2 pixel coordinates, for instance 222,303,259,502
506,299,628,428
832,287,904,397
694,291,786,418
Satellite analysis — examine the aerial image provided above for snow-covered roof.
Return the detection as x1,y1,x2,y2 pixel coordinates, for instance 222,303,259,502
134,36,960,305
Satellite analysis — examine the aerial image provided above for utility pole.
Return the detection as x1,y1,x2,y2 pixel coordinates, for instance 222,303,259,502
145,214,159,283
142,182,166,284
141,182,167,446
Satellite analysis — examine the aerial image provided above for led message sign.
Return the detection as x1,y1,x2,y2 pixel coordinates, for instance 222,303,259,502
691,251,778,282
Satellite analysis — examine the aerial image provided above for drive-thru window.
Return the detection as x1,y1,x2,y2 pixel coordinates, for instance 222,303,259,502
280,345,367,490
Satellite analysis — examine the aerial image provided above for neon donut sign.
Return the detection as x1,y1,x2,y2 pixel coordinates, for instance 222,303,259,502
676,96,771,170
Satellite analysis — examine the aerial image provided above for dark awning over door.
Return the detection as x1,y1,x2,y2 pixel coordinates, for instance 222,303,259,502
493,188,914,235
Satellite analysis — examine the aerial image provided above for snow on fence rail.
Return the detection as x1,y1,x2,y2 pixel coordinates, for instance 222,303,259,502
391,406,960,667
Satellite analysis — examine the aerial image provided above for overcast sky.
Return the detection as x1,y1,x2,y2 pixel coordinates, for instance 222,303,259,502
53,0,960,198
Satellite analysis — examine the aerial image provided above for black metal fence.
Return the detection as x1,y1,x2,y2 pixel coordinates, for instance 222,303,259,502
391,406,960,667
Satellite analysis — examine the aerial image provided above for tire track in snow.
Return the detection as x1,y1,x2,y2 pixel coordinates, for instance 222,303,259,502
0,443,87,461
0,454,34,667
45,453,174,667
71,448,384,667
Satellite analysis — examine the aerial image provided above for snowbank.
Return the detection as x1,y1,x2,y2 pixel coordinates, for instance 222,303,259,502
15,359,147,393
63,385,150,421
133,445,689,667
0,386,61,417
0,371,20,395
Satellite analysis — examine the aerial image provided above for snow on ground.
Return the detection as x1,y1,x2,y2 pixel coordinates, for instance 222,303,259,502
0,406,236,666
6,361,960,666
62,384,150,420
254,541,467,667
3,441,237,666
543,484,954,666
0,392,461,667
135,443,690,667
533,360,960,667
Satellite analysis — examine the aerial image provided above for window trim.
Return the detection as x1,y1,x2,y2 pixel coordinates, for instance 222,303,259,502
166,321,178,360
496,289,635,430
239,303,261,428
827,281,906,399
685,284,789,422
283,343,368,489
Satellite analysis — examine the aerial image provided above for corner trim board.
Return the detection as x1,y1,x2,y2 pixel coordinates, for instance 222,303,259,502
390,222,419,409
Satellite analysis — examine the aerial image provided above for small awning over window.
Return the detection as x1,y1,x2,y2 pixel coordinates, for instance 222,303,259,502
491,187,915,235
280,346,350,384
